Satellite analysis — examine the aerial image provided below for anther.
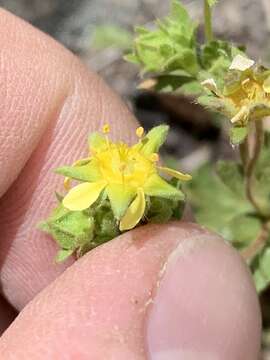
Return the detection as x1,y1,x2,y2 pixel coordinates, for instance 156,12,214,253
136,126,144,138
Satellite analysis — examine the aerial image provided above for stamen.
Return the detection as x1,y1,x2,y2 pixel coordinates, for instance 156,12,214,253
102,124,110,134
150,153,159,162
136,126,144,138
64,177,71,190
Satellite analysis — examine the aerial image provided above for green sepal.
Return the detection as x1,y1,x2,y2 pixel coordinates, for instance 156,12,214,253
55,163,101,182
55,249,74,263
230,126,248,145
140,125,169,155
144,174,185,200
106,184,135,220
146,178,185,223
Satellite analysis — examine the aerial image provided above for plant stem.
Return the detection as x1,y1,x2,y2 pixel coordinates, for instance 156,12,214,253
239,139,249,172
204,0,214,42
245,120,264,215
239,120,268,262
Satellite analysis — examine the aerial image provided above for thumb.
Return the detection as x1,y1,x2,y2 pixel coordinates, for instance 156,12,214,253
0,223,261,359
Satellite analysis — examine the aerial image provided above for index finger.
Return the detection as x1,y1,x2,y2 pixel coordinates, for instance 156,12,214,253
0,8,138,309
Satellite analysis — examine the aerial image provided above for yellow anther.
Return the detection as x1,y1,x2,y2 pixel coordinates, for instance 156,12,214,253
150,153,159,162
64,177,71,191
102,124,110,134
136,126,144,138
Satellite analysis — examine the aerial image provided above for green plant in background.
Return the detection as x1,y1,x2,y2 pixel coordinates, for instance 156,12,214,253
127,0,270,295
92,24,132,51
126,0,243,96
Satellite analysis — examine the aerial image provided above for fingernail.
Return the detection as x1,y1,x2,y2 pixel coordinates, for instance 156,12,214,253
146,231,261,360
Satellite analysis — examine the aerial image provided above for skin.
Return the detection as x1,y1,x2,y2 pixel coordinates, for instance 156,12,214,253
0,8,261,359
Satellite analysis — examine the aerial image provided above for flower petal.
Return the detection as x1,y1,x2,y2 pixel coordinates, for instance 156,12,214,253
143,174,185,200
139,125,169,155
158,167,192,181
229,55,255,72
63,181,106,211
201,78,218,95
107,183,136,219
119,188,145,231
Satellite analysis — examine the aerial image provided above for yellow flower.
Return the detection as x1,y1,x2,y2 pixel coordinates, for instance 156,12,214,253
57,125,191,231
202,54,270,125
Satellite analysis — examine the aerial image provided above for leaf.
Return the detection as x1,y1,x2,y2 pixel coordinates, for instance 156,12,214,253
216,160,245,198
55,249,74,263
186,163,252,234
252,247,270,293
154,74,195,93
200,40,244,87
230,126,248,145
126,0,198,77
224,214,261,249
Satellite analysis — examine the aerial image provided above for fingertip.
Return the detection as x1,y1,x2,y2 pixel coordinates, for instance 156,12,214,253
0,223,261,359
146,227,261,360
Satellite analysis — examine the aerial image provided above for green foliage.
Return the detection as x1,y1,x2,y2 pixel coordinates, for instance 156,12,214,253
216,161,245,198
92,25,132,50
125,0,198,76
185,163,252,235
253,247,270,293
199,40,244,86
187,150,270,292
126,1,243,97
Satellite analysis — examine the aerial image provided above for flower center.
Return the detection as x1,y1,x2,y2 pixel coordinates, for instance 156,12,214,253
94,143,156,187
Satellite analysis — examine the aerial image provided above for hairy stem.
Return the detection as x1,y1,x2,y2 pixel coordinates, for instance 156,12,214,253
239,139,249,172
239,120,269,262
245,120,264,214
204,0,214,42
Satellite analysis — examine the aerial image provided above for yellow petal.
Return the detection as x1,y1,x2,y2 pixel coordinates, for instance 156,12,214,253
201,78,218,94
229,55,255,72
158,167,192,181
63,181,106,211
119,188,145,231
